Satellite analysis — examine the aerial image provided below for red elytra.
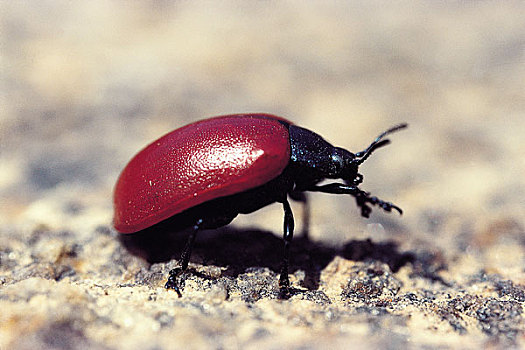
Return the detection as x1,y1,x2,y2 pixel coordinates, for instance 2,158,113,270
113,114,291,233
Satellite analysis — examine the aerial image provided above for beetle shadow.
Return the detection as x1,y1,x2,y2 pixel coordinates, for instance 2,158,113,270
119,226,418,290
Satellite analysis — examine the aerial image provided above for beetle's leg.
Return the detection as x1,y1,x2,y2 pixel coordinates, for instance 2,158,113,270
308,183,402,218
165,218,202,296
278,198,295,298
289,190,309,239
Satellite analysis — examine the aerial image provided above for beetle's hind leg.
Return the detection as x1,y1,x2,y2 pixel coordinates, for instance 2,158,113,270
165,218,202,296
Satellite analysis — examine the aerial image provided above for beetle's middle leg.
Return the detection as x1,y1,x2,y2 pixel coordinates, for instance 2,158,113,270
278,198,295,298
289,190,309,239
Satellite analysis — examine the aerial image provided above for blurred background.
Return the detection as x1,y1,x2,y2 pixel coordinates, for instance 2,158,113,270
1,1,524,348
2,0,523,244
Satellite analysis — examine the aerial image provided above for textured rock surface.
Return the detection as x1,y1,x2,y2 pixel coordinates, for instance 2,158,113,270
1,2,524,349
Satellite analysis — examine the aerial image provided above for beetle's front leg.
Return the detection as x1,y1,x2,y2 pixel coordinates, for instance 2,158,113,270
307,183,402,218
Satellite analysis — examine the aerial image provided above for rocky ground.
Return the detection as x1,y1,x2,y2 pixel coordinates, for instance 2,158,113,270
1,2,524,349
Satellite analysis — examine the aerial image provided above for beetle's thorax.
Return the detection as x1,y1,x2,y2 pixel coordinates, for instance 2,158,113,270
288,125,359,189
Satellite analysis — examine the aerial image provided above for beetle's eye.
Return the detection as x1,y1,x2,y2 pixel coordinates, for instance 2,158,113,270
331,153,344,174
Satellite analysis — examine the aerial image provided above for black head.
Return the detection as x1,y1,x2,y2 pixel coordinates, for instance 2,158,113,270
335,123,408,185
288,123,407,189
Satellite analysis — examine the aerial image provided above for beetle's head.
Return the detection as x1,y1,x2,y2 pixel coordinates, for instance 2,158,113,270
330,123,408,185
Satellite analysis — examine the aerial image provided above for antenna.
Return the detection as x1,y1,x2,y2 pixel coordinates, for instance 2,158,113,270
355,123,408,165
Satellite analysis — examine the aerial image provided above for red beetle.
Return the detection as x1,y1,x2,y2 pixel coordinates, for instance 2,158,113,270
114,114,406,296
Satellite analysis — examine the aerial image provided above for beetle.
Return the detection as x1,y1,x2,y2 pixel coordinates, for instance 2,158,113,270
113,114,406,296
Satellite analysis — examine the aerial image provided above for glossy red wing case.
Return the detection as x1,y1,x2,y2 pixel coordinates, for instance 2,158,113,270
113,114,291,233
